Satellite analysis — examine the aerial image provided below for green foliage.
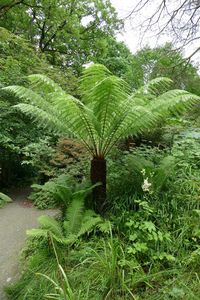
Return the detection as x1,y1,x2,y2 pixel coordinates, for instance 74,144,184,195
0,27,78,187
5,251,58,300
38,264,80,300
125,200,174,262
29,175,91,209
27,186,109,246
29,175,74,209
3,64,199,160
108,146,176,212
2,2,200,299
0,1,120,73
0,192,12,208
132,43,200,94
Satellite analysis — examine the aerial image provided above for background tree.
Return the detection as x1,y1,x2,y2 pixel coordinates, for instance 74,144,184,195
0,0,120,73
119,43,200,147
132,43,200,94
97,37,140,89
3,64,199,214
0,27,77,187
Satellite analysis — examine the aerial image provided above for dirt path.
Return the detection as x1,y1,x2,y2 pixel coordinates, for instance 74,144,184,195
0,188,58,300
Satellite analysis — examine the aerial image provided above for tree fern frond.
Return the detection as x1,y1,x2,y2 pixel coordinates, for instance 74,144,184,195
3,64,200,161
28,74,63,94
149,90,199,117
3,85,44,104
43,92,99,154
3,85,67,127
14,103,68,134
80,64,111,103
88,75,129,154
135,77,173,97
102,105,158,155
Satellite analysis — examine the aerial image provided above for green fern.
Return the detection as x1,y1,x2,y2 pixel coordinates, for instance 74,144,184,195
3,65,199,157
0,192,12,208
27,190,107,245
3,64,199,213
63,196,85,236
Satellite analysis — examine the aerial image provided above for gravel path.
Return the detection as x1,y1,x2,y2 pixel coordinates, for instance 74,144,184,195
0,188,58,300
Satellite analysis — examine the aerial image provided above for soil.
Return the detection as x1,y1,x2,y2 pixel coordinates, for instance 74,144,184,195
0,187,58,300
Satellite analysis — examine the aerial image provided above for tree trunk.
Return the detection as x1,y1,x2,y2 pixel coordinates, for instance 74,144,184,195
90,157,107,215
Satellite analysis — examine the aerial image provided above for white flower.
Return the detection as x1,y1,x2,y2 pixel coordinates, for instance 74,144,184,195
141,168,146,176
142,177,151,192
82,62,94,69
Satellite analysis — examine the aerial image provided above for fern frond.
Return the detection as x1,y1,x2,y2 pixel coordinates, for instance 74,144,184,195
54,185,72,205
102,105,158,155
26,228,49,238
37,215,63,237
97,220,112,233
14,103,68,134
3,85,45,105
149,89,199,117
80,64,111,103
0,192,12,208
49,92,99,154
77,210,102,237
2,64,200,159
63,197,85,235
135,77,173,96
28,74,63,94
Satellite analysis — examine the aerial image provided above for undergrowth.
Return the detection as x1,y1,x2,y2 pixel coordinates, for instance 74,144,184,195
5,132,200,299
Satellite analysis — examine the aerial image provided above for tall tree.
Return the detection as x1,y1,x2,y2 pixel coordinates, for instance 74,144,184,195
131,43,200,94
3,64,199,214
97,37,141,89
0,0,119,72
0,27,78,186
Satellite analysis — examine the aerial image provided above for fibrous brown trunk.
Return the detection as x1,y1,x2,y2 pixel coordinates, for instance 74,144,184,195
90,157,106,215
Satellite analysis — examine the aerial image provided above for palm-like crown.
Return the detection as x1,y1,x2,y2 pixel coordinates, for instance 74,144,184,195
3,64,199,158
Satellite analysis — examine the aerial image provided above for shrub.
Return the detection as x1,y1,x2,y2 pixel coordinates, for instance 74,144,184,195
29,174,80,209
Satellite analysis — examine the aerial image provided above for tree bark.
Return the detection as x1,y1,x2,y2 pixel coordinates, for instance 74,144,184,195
90,157,107,215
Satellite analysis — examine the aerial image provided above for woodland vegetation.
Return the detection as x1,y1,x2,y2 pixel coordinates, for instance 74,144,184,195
1,0,200,299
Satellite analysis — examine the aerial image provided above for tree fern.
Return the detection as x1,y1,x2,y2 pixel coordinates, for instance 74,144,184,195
3,64,200,214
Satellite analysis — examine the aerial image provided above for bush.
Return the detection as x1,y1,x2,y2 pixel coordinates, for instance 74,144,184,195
29,174,84,209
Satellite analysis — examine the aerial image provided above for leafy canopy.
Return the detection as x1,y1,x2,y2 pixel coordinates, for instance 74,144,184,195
3,64,200,158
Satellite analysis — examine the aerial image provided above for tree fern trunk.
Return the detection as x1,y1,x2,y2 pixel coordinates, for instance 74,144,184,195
91,157,106,215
